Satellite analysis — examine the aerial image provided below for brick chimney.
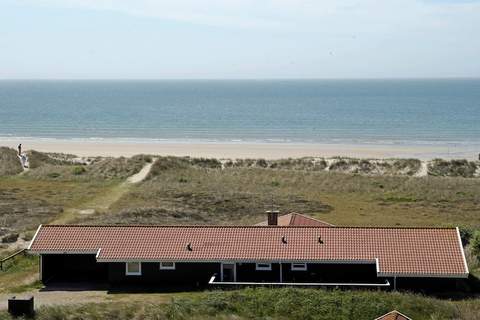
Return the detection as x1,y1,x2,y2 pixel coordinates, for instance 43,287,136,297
267,210,280,226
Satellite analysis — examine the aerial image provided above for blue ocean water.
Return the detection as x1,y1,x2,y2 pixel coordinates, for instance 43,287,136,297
0,79,479,145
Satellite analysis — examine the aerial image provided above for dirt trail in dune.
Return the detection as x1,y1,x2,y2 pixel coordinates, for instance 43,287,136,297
49,158,157,225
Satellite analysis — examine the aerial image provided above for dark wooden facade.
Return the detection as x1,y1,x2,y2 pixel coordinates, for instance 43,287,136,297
39,254,461,291
41,254,108,283
108,262,219,286
41,254,379,285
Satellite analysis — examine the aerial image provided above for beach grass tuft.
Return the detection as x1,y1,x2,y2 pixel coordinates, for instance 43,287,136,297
0,147,23,176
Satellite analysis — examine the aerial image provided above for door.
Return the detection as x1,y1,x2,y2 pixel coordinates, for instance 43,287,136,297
221,263,236,282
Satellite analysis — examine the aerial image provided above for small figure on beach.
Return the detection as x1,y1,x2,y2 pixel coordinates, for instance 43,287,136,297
18,144,22,156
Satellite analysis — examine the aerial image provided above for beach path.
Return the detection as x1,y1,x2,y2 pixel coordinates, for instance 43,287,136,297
415,161,428,177
127,158,156,183
50,158,157,225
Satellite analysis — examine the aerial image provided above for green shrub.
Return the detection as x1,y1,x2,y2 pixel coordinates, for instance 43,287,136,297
271,180,280,187
428,159,477,177
46,172,61,179
190,157,222,169
392,159,422,175
459,227,474,246
256,159,268,168
471,230,480,259
329,159,350,171
26,150,73,169
72,166,86,175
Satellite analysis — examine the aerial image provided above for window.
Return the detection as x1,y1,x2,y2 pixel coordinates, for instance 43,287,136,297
125,262,142,276
291,263,307,271
160,262,176,270
255,263,272,271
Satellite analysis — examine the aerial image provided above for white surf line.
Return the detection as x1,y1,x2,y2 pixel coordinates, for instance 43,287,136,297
127,158,157,183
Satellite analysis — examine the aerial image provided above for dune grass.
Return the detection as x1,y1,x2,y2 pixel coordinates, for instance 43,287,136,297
0,147,22,176
24,154,152,181
429,159,478,178
0,252,39,293
0,176,120,234
0,151,154,234
79,157,480,228
0,288,478,319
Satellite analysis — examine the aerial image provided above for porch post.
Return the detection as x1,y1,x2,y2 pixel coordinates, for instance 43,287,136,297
39,255,42,281
393,276,397,291
279,263,283,283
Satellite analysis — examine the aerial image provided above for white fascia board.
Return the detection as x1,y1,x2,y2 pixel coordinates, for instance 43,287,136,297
27,225,42,250
96,248,102,259
456,227,470,275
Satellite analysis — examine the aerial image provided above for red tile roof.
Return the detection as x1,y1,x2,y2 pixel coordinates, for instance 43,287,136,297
374,310,412,320
255,212,333,226
29,225,468,278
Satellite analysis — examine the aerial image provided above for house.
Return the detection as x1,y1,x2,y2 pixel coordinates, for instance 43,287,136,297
255,211,333,227
374,310,412,320
28,223,468,290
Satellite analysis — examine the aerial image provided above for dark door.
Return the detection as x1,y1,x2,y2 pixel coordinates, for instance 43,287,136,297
222,263,235,282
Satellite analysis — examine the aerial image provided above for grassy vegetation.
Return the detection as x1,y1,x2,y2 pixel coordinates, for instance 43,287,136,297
0,252,39,293
429,159,478,178
0,288,479,319
0,176,119,235
0,151,154,235
26,150,74,169
76,156,480,228
0,147,22,176
24,154,152,181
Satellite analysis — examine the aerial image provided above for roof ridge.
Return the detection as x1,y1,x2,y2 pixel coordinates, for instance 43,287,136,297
40,224,458,229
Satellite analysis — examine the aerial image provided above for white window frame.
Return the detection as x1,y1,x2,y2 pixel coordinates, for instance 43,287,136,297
255,263,272,271
160,262,176,270
125,262,142,276
291,263,307,271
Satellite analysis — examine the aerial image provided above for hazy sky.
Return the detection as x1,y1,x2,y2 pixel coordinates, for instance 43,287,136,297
1,0,479,79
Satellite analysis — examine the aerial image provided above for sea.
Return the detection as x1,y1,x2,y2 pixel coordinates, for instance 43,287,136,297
0,79,479,147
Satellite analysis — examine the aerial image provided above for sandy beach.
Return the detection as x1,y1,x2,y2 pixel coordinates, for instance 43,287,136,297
1,139,477,160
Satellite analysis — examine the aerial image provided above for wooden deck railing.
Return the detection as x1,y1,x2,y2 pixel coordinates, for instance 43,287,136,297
0,248,27,271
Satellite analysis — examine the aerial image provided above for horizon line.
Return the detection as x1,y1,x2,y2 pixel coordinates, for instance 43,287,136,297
1,76,480,81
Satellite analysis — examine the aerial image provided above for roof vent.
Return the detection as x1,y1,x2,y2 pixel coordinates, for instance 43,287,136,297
281,236,287,244
187,243,193,251
318,236,324,244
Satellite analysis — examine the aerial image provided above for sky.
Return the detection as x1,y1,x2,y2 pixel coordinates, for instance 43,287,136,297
1,0,479,79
